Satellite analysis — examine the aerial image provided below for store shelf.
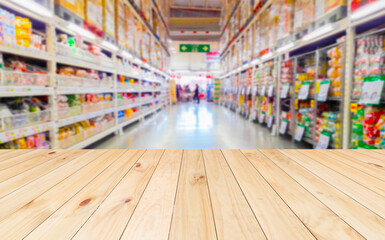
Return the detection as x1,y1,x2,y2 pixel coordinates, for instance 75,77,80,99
56,55,116,73
56,87,115,95
0,0,53,24
68,126,117,149
117,102,142,111
0,122,53,144
0,86,54,96
0,45,52,61
57,107,115,128
119,114,143,128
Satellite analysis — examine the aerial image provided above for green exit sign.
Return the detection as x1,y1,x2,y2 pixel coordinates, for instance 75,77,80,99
179,44,210,53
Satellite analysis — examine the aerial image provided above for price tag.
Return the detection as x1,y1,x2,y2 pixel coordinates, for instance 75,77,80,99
253,86,258,96
247,86,251,95
267,115,274,128
261,85,266,96
251,111,258,120
294,125,305,141
316,132,331,149
280,83,290,99
298,81,311,100
279,119,288,134
317,80,330,102
267,85,274,97
259,112,265,123
359,77,385,105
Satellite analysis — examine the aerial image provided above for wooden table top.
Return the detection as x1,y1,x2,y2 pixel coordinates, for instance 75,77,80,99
0,149,384,239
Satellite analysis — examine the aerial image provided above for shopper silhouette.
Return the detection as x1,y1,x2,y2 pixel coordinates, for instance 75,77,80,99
193,84,200,104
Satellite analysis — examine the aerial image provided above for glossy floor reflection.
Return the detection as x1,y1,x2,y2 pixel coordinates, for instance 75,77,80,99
90,102,311,149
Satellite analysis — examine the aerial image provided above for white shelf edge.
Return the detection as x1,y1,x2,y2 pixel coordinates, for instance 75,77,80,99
117,102,142,111
0,121,54,144
68,126,117,149
56,55,116,73
57,107,115,128
0,86,54,96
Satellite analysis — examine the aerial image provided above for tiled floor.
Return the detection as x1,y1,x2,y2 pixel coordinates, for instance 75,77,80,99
91,102,311,149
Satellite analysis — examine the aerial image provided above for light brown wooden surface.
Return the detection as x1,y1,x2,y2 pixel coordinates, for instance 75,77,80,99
0,149,384,239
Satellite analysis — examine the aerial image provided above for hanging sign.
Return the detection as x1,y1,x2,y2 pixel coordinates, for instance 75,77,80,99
359,77,385,105
317,80,331,102
294,124,305,142
281,83,290,99
267,85,274,97
205,50,220,62
180,44,210,53
298,81,311,100
279,119,288,134
316,132,331,149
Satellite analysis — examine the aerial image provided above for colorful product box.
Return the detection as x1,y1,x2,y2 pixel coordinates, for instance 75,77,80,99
102,0,115,37
85,0,103,27
55,0,85,19
115,0,126,46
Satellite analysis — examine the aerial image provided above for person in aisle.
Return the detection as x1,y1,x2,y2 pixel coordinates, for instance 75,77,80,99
193,84,200,104
176,84,182,102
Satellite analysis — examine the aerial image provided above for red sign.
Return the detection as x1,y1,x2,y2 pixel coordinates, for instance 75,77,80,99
205,50,220,62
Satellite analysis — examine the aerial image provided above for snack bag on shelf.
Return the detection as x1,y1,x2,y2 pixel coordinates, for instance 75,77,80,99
55,0,85,19
102,0,115,37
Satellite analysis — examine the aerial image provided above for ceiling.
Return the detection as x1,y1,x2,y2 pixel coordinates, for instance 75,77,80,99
168,0,222,42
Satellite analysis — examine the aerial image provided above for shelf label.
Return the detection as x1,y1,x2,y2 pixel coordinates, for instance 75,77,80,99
317,80,330,102
298,81,311,100
247,86,252,95
259,112,265,123
261,85,266,96
251,111,258,120
279,119,288,134
294,124,305,142
267,115,274,128
316,132,331,149
267,85,274,97
359,77,385,105
253,86,258,96
281,83,290,99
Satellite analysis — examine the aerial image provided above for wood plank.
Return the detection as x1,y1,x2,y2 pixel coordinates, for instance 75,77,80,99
169,150,217,240
334,150,385,170
120,150,183,240
25,150,145,240
281,150,385,220
0,150,107,222
202,149,266,240
300,150,385,197
72,150,164,240
356,150,385,163
0,150,87,198
317,150,385,183
0,150,65,172
221,150,315,240
262,149,385,239
241,150,363,240
0,150,32,162
0,150,137,239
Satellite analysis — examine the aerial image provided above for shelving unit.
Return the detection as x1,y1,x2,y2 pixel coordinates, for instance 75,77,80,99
0,0,170,149
219,0,385,149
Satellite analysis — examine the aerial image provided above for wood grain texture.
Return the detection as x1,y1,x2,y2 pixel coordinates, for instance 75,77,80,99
0,150,66,174
0,150,87,198
271,150,385,239
0,150,120,239
169,150,217,240
242,150,363,240
0,150,31,162
120,150,183,240
73,150,163,240
202,150,266,240
222,150,316,240
0,149,384,240
25,150,145,240
281,150,385,219
299,150,385,198
0,150,107,222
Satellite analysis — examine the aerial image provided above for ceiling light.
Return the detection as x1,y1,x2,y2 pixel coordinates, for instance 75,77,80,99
350,0,385,21
101,41,119,51
277,42,295,52
12,0,52,17
122,51,133,59
303,24,337,41
67,23,95,39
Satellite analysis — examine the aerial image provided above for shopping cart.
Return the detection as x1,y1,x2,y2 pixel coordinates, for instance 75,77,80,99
181,92,192,102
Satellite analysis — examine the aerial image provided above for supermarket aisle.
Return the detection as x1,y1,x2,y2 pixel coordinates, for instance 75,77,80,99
92,102,310,149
